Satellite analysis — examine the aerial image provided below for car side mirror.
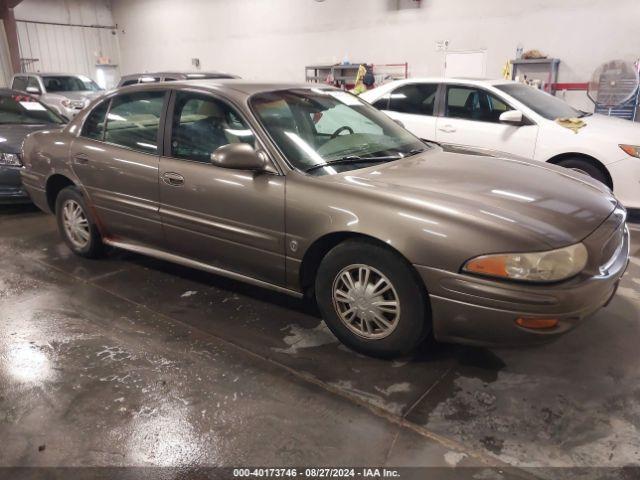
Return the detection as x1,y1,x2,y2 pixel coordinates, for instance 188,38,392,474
26,86,41,95
210,143,266,171
392,118,405,128
499,110,524,126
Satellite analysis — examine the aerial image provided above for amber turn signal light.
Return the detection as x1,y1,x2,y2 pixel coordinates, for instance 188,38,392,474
515,317,559,330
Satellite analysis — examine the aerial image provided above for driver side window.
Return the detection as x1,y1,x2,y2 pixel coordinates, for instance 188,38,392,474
171,92,256,163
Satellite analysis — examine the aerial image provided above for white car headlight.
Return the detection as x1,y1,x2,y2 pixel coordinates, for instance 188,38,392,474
0,153,23,166
463,243,588,282
619,144,640,158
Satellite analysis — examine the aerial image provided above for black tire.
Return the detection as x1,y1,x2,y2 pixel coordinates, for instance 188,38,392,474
315,239,431,358
557,157,609,187
55,186,104,258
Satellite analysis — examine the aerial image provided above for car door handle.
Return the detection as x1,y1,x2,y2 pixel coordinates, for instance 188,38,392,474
73,153,90,165
162,172,184,186
438,125,457,133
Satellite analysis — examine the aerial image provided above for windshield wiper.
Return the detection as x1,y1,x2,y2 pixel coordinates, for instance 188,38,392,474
404,148,427,157
578,110,593,118
305,154,401,173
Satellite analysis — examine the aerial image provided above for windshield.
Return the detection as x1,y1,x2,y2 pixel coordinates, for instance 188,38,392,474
250,88,428,175
42,75,102,92
0,94,65,125
496,83,582,120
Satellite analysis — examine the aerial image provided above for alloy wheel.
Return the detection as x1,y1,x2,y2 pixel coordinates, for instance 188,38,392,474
331,264,400,339
62,199,90,249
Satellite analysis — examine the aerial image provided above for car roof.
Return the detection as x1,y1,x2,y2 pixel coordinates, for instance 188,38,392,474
0,88,35,97
117,79,337,96
380,77,514,87
14,72,89,78
122,71,238,78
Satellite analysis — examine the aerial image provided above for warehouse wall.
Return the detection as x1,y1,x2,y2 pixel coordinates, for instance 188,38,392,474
15,0,113,25
12,0,120,87
111,0,640,111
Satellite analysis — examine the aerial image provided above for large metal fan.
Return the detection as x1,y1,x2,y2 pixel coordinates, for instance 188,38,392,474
587,60,639,120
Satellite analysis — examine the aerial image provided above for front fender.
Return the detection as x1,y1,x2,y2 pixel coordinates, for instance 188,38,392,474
285,172,548,290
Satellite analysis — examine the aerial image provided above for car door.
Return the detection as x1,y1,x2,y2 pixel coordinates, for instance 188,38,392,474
373,83,440,141
159,90,286,285
69,90,167,247
436,84,538,159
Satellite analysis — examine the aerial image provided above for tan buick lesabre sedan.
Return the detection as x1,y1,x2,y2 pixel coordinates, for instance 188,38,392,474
20,81,630,358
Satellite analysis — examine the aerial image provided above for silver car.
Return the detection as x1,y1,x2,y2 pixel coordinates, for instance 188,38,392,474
11,73,104,119
117,71,239,87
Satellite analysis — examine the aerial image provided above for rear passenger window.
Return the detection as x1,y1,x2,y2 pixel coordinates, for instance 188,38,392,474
104,91,165,153
371,95,390,110
12,77,27,91
81,100,110,140
171,92,255,163
389,84,438,116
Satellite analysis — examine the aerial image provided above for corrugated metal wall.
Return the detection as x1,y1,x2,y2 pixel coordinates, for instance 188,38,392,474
0,23,13,87
16,20,120,85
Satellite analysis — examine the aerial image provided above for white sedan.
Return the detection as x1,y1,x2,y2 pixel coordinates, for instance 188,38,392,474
361,78,640,210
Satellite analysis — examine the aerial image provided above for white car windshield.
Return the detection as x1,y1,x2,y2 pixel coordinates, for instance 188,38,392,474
496,83,584,120
251,88,429,175
42,75,102,93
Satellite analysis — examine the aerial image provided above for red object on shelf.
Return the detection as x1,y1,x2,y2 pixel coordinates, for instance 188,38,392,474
552,82,589,91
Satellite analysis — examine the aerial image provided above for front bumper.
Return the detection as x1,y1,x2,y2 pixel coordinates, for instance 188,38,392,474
0,166,30,204
415,224,630,347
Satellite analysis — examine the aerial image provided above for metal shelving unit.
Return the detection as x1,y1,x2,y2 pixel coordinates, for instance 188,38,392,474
511,58,560,94
305,62,409,90
305,63,362,89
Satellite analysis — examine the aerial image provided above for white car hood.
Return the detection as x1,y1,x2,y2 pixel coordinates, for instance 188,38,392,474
561,113,640,144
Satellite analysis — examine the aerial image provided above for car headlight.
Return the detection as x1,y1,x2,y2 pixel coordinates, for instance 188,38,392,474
619,144,640,158
0,153,23,166
462,243,588,282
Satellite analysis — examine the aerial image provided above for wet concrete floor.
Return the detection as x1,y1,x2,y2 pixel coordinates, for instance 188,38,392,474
1,205,639,479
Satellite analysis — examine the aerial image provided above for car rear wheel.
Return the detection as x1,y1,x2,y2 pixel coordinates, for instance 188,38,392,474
315,239,431,358
557,157,609,187
55,186,103,258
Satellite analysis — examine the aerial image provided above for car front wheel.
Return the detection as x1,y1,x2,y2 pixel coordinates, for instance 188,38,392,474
557,157,610,187
315,239,431,358
55,186,103,258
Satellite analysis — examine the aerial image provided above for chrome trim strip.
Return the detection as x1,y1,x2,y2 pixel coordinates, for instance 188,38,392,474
599,225,630,276
103,238,303,298
160,206,276,242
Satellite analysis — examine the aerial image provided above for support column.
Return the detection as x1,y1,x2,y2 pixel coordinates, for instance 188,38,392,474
0,0,23,74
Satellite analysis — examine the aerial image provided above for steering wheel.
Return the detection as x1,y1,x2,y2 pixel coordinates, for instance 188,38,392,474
330,126,354,139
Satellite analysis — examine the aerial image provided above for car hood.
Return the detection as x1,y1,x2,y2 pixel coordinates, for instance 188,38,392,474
0,124,60,153
329,149,618,248
559,113,640,143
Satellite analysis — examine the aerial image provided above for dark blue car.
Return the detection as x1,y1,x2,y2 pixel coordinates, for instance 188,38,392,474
0,89,66,204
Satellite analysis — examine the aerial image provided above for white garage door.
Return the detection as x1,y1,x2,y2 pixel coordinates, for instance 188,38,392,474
16,20,120,87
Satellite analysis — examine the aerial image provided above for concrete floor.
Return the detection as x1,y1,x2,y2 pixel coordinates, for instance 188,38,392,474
1,205,639,479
